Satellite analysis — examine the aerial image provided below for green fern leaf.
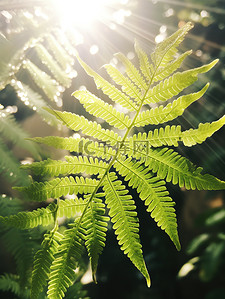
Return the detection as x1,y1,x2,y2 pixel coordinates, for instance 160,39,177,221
15,176,99,202
0,202,57,229
45,34,74,70
115,52,148,91
104,63,143,103
23,60,60,101
73,89,132,129
0,138,29,185
35,44,71,87
31,230,62,299
47,223,84,299
135,84,209,127
29,136,116,160
144,60,218,104
5,23,225,295
114,158,180,250
22,156,109,176
103,172,150,287
45,108,122,146
151,22,193,68
129,126,182,147
82,195,109,280
76,53,138,111
0,112,39,157
134,40,152,81
0,273,29,298
12,81,61,126
131,114,225,148
2,227,38,286
153,50,192,83
131,147,225,190
182,115,225,146
0,195,23,217
0,198,85,229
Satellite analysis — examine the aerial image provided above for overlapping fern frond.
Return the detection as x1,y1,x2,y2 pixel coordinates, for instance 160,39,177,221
2,22,225,298
31,230,63,299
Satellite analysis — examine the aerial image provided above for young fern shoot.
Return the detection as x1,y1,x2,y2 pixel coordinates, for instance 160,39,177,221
1,22,225,299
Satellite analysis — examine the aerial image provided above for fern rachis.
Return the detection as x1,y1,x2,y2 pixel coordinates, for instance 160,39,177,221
1,22,225,299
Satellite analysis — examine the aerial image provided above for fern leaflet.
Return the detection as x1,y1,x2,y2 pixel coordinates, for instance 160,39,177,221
130,147,225,190
129,114,225,148
103,172,150,287
144,60,218,105
114,158,180,249
47,222,84,299
0,198,86,229
134,40,152,81
15,176,99,202
75,53,138,111
82,195,109,280
135,84,209,127
151,21,193,68
29,136,116,160
31,230,63,299
21,156,109,176
73,89,132,130
35,44,71,88
45,108,122,146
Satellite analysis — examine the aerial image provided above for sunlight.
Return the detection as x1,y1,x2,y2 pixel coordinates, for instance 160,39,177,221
54,0,119,30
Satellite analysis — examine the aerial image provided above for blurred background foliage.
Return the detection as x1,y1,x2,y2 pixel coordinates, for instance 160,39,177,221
0,0,225,298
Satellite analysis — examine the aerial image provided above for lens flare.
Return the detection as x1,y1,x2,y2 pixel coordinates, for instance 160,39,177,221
54,0,117,30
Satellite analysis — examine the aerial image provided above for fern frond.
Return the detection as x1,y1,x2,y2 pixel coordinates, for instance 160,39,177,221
114,158,180,250
144,60,218,104
35,44,71,87
15,176,99,202
0,138,29,185
12,81,61,126
103,172,150,287
129,126,182,147
131,114,225,148
134,40,152,82
151,21,193,68
0,112,39,157
29,136,116,160
45,108,122,146
182,115,225,146
75,53,138,111
103,63,143,103
0,195,23,217
135,84,209,127
0,198,86,229
23,60,60,101
2,227,38,286
22,156,109,177
0,202,57,229
82,195,109,280
115,52,148,91
73,90,132,129
0,273,29,298
47,223,84,299
131,147,225,190
45,33,74,70
31,230,63,299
